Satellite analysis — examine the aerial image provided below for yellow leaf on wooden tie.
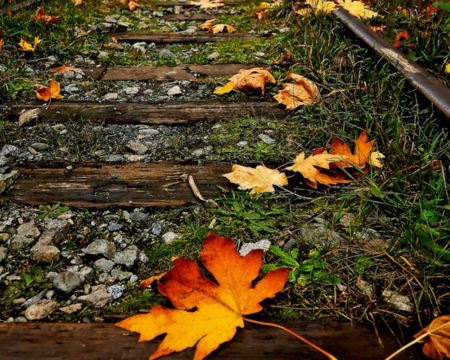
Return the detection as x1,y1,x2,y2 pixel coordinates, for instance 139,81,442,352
296,0,336,17
223,164,288,194
19,37,41,52
35,80,63,102
274,73,321,110
200,19,216,31
189,0,224,9
211,24,236,34
337,0,379,19
215,68,276,95
286,152,350,188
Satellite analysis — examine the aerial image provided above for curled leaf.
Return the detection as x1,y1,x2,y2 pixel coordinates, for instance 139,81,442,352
392,31,410,48
330,130,376,168
35,80,63,102
19,37,41,52
32,7,60,25
128,0,140,11
0,39,3,51
274,73,321,110
224,164,288,194
215,68,275,95
211,24,236,34
50,65,81,73
200,19,216,31
414,315,450,360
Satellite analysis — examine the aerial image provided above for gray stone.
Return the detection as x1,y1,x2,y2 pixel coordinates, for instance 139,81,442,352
9,235,35,250
258,134,275,144
254,52,265,57
124,86,139,95
78,289,113,308
30,143,50,152
126,141,148,155
0,247,7,262
151,222,162,235
208,52,220,60
279,27,290,33
59,303,83,314
0,155,8,166
139,129,159,137
14,317,28,322
108,222,123,232
25,299,59,320
22,290,47,309
0,166,9,174
94,258,115,273
192,149,204,157
83,240,116,259
129,275,138,283
107,155,124,162
54,271,83,294
40,219,71,245
167,85,182,96
356,277,374,297
237,141,248,148
0,233,10,243
299,223,343,248
64,84,79,93
97,22,113,32
239,239,270,256
45,290,55,300
117,270,133,281
103,92,118,101
107,284,125,300
129,212,148,222
382,290,413,312
17,222,40,238
162,231,179,245
0,170,19,194
13,298,26,305
116,22,129,32
1,145,19,157
113,245,138,267
139,252,149,263
104,15,117,23
30,244,60,263
78,266,93,278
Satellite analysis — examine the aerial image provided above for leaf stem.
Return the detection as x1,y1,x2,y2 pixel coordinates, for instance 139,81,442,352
242,317,338,360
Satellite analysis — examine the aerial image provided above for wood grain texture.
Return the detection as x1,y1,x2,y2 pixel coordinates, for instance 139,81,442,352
1,99,285,125
151,0,248,6
112,32,256,43
83,64,258,81
4,162,234,209
163,13,216,20
0,321,420,359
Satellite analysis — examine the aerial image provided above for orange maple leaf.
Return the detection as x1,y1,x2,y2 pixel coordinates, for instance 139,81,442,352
330,130,376,168
223,164,288,194
414,315,450,360
32,7,60,25
116,234,289,360
215,67,276,95
199,19,216,31
35,79,63,101
128,0,140,10
392,31,410,48
50,65,81,73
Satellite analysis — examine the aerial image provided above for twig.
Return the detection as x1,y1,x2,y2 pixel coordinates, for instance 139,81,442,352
243,317,338,360
188,175,206,202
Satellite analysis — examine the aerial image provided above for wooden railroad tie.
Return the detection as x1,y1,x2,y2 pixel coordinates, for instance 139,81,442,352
111,32,256,43
0,321,418,359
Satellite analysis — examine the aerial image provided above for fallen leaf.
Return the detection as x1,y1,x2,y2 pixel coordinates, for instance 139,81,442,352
50,65,81,73
188,0,224,9
223,164,288,194
0,39,3,51
19,37,41,52
257,2,271,9
128,0,140,10
330,130,378,168
139,273,166,290
271,50,295,66
296,0,336,17
255,8,269,20
32,7,60,25
116,234,289,360
368,24,386,34
200,19,216,31
337,0,379,19
274,73,321,110
285,152,349,188
211,24,236,34
369,151,385,168
414,315,450,360
423,5,441,19
72,0,83,5
214,68,276,95
446,64,450,74
393,31,410,48
18,108,40,128
35,79,63,102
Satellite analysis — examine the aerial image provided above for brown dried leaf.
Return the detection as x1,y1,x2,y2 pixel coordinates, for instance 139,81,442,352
415,315,450,360
32,7,60,25
200,19,216,31
274,73,321,110
211,24,236,34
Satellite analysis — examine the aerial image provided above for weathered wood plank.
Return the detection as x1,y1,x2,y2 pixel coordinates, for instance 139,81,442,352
4,161,233,209
112,32,255,43
0,322,419,359
85,64,258,81
1,100,285,124
151,0,248,6
163,13,216,20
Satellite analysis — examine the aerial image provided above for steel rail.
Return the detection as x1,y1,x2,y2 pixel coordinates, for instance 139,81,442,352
0,0,40,14
334,7,450,121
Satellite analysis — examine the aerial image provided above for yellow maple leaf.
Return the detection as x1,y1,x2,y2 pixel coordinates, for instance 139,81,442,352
337,0,379,19
223,164,288,194
296,0,336,17
211,24,236,34
199,19,216,31
286,152,350,188
215,68,276,95
19,37,41,52
274,73,321,110
116,234,289,360
35,79,63,102
445,64,450,73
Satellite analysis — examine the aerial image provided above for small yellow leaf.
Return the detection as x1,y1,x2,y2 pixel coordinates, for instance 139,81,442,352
19,37,41,52
337,0,379,19
445,64,450,73
369,151,385,168
224,165,288,194
214,81,236,94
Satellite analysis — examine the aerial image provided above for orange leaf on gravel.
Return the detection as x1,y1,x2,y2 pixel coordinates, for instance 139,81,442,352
274,73,321,110
32,7,60,25
116,234,289,360
215,68,275,95
414,315,450,360
35,80,63,102
224,164,288,194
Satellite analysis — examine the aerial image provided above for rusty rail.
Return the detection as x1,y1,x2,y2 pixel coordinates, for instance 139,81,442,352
334,7,450,121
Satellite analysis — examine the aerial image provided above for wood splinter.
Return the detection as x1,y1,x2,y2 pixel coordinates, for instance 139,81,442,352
188,175,206,202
